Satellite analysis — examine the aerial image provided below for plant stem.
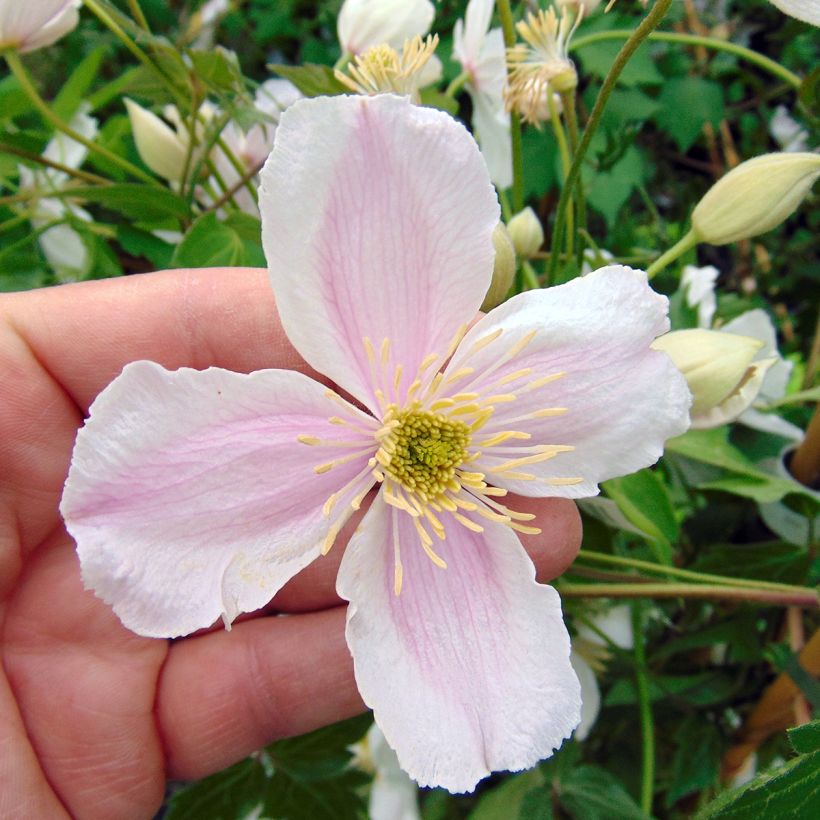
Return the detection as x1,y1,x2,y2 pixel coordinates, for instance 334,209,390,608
571,30,802,90
559,582,819,608
0,141,111,185
521,260,540,289
575,550,810,595
445,71,470,98
646,228,698,279
4,51,160,186
548,0,674,281
789,405,820,488
633,604,655,815
548,90,573,258
561,89,586,262
497,0,524,212
127,0,151,32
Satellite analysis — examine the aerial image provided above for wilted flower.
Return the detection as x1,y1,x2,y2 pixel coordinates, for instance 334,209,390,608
481,222,516,311
337,0,434,56
681,264,719,329
453,0,512,188
768,0,820,26
506,5,580,125
507,207,544,259
17,105,97,280
0,0,79,53
652,328,775,429
336,35,440,102
62,94,689,792
691,152,820,246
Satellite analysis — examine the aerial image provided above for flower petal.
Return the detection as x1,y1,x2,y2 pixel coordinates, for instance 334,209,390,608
337,0,434,54
337,493,580,792
768,0,820,26
260,94,500,414
61,362,377,638
569,650,600,742
443,266,691,498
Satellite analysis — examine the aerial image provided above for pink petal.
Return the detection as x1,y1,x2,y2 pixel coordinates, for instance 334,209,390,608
61,362,377,638
337,492,580,793
260,94,500,414
443,266,691,498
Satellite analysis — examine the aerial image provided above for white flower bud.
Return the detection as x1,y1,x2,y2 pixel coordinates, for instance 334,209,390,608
481,223,516,311
507,207,544,259
125,99,189,183
0,0,80,53
337,0,434,55
652,329,776,429
691,152,820,246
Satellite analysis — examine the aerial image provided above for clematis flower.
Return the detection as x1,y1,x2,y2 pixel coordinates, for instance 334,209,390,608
337,0,434,56
0,0,79,52
768,0,820,26
681,264,718,329
61,94,690,792
453,0,512,188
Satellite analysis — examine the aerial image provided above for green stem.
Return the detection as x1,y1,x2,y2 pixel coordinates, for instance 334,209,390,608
334,53,351,72
548,90,573,258
548,0,674,281
521,260,540,290
633,604,655,815
4,51,160,186
445,71,470,98
214,135,257,204
127,0,151,32
0,141,111,185
558,582,819,608
571,30,802,90
561,90,587,263
646,228,698,279
575,550,812,595
497,0,524,211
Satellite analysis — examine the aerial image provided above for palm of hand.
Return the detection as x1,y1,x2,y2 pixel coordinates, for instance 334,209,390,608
0,269,580,819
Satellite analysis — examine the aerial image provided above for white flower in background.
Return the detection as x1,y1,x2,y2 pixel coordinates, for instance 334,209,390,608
337,0,434,55
336,35,440,102
453,0,512,189
17,106,97,280
768,0,820,26
0,0,80,52
681,264,718,329
125,98,190,183
720,310,802,441
580,247,614,275
189,0,231,49
571,605,634,740
770,106,810,153
506,5,580,125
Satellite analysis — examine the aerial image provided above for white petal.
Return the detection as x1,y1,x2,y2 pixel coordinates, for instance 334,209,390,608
444,266,691,498
768,0,820,26
577,604,634,650
338,0,434,54
471,90,512,189
337,493,580,793
681,264,718,329
62,362,377,638
367,725,421,820
569,650,600,741
260,94,499,413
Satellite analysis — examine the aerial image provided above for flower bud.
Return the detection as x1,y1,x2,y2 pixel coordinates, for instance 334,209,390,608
691,152,820,246
507,207,544,259
652,329,776,429
125,99,189,183
481,223,516,311
337,0,434,55
557,0,603,13
0,0,80,53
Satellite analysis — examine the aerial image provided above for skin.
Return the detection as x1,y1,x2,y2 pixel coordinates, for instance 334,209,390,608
0,268,582,819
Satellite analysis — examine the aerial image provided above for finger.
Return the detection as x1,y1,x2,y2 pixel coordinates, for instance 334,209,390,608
269,495,582,613
1,267,304,413
157,606,363,781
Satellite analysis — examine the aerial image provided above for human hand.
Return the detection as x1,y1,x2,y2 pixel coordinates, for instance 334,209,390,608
0,268,581,819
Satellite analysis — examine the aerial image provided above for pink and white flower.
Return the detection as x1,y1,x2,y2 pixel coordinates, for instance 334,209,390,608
0,0,79,53
61,94,690,792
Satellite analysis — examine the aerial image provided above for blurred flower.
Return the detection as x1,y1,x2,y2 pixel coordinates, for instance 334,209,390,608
507,207,544,259
125,98,190,183
768,0,820,26
337,0,434,56
189,0,231,49
691,152,820,246
481,222,516,311
62,94,690,793
17,105,96,280
652,328,776,429
453,0,511,188
681,264,718,329
0,0,79,53
506,5,580,125
336,35,440,102
580,246,614,275
557,0,603,14
770,106,809,153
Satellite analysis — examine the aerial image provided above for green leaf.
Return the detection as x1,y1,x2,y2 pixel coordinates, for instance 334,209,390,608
653,77,725,151
696,720,820,820
420,87,459,116
188,48,246,95
0,75,32,121
116,225,175,269
469,768,545,819
268,63,348,97
555,765,647,820
584,145,645,228
605,672,734,707
519,787,554,819
603,468,678,563
766,644,820,709
691,541,811,586
575,41,664,87
64,184,189,222
171,212,247,267
666,717,722,806
53,47,106,121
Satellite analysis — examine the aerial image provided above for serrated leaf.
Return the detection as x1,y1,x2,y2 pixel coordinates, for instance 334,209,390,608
555,765,647,820
653,77,725,151
789,721,820,755
268,63,348,97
